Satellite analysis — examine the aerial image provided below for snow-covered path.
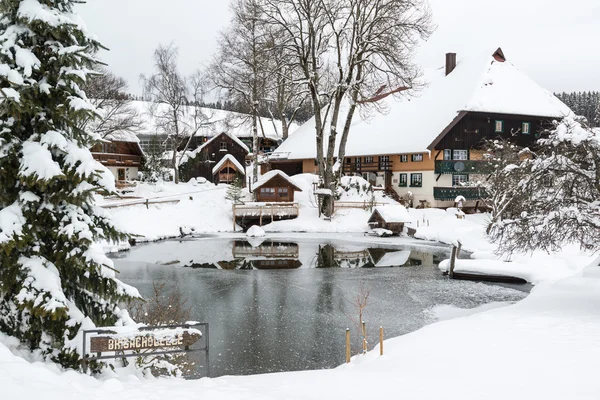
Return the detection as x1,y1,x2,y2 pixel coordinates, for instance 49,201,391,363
3,264,600,400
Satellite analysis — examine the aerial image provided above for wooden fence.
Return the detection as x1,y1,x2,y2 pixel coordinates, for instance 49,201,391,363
334,201,387,211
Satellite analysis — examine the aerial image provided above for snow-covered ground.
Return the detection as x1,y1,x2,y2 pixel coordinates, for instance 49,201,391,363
3,262,600,399
3,175,593,399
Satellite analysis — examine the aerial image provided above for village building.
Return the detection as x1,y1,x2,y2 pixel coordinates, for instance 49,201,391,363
179,132,249,185
367,205,412,235
91,132,143,183
252,170,303,202
267,48,572,208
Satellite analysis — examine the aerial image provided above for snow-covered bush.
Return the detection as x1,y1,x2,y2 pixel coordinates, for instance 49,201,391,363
0,0,138,372
490,117,600,253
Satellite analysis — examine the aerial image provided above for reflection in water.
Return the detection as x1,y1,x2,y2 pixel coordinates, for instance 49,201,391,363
112,237,528,378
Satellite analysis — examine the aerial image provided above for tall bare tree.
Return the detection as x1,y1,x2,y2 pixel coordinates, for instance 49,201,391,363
141,44,210,184
81,68,142,139
259,0,432,216
210,0,271,183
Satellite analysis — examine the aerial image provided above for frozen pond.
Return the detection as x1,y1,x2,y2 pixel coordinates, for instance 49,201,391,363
111,235,528,377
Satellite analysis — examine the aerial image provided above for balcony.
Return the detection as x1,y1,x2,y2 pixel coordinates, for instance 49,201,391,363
434,187,488,201
92,153,142,167
343,161,393,173
435,160,494,175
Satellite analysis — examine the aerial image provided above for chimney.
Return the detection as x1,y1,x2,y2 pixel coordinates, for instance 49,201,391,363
445,53,457,76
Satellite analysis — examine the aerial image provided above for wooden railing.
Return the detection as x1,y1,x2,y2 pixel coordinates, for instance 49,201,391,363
334,201,388,211
433,187,488,201
233,243,299,258
343,161,393,173
434,160,494,175
92,153,142,166
233,203,299,218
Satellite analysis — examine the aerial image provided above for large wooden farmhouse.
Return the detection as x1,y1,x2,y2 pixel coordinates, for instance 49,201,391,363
267,48,572,208
179,132,249,185
91,132,143,183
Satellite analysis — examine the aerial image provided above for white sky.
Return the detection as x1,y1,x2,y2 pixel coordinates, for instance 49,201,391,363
78,0,600,95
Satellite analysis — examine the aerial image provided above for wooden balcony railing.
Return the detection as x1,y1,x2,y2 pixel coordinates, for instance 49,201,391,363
433,187,488,201
92,153,142,166
343,161,393,173
434,160,494,175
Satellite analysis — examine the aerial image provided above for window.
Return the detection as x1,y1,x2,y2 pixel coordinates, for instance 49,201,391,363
411,154,423,162
379,155,390,170
452,174,468,186
443,149,452,160
453,150,468,160
495,120,504,133
410,173,422,187
399,173,407,187
400,155,408,163
522,122,530,135
364,156,374,164
278,187,289,197
220,142,228,151
260,187,275,197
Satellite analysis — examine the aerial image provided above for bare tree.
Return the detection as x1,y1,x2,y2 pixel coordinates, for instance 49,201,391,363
81,67,142,139
260,0,432,216
141,44,211,184
210,0,271,183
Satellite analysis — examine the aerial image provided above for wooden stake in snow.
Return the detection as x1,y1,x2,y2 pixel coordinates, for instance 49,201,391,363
449,245,457,279
380,326,384,356
345,329,351,363
362,321,367,354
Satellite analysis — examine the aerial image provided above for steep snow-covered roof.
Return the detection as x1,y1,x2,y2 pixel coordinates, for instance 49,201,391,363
254,170,302,192
181,132,250,165
130,101,298,142
371,205,412,223
212,154,246,175
103,131,140,143
271,49,572,160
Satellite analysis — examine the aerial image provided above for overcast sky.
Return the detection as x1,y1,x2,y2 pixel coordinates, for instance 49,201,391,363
78,0,600,96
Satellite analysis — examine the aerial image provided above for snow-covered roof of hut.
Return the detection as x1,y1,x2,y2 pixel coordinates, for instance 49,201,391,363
375,251,411,267
130,100,298,142
370,205,412,224
253,170,303,192
270,48,572,160
212,154,246,175
103,131,140,143
181,132,249,165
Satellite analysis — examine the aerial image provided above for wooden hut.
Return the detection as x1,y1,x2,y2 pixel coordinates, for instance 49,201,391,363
253,170,302,202
367,205,412,235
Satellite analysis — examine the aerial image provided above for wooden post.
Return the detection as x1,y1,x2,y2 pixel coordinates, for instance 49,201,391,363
449,245,457,279
145,199,149,209
259,207,263,226
345,329,351,363
456,241,462,259
379,326,384,356
232,205,236,231
362,321,367,354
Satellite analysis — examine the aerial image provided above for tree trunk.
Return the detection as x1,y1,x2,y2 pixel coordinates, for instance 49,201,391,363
172,146,179,184
252,113,259,183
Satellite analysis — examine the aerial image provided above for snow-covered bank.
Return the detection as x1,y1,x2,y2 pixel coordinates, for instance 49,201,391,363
3,262,600,400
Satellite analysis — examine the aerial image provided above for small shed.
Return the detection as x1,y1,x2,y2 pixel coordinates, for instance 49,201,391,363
212,154,245,184
253,170,303,202
368,205,412,235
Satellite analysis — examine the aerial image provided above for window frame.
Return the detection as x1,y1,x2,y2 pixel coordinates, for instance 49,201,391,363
495,120,504,133
398,173,408,187
452,174,469,186
400,154,409,163
453,149,468,161
220,142,228,151
364,156,374,164
443,149,452,161
410,173,423,188
411,154,423,162
522,122,530,135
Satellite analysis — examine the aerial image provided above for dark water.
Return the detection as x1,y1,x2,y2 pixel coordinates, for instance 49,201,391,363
112,236,528,378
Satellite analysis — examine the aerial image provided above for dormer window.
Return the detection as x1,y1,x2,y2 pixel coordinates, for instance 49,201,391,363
220,142,227,151
495,120,504,133
522,122,530,135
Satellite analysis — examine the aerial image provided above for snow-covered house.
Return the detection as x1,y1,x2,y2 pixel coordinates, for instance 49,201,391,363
252,170,303,202
91,131,143,183
268,48,572,207
368,205,412,235
180,132,249,185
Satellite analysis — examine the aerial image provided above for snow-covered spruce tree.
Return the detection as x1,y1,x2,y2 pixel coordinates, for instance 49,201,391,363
0,0,138,370
489,117,600,254
225,176,244,204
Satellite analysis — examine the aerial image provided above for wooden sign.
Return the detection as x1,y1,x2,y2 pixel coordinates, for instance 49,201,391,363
90,331,200,353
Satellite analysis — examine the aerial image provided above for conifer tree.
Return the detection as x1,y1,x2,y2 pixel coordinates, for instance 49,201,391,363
0,0,138,370
225,176,245,204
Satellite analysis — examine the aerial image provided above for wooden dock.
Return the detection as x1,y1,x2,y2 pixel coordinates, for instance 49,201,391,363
233,203,299,230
